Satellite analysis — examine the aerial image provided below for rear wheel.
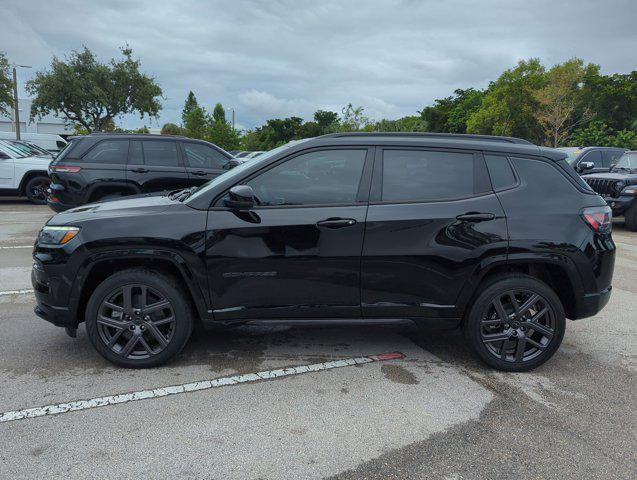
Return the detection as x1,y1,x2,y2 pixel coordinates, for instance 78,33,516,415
25,176,50,205
85,269,193,368
464,274,565,371
625,203,637,231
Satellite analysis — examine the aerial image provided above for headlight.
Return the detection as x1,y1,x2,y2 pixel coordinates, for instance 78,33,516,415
621,185,637,195
38,226,80,245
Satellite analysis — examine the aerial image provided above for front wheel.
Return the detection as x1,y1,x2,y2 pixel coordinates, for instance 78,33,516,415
464,274,565,372
25,176,51,205
85,268,193,368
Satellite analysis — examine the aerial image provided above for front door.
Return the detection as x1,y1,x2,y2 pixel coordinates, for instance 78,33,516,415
205,147,373,321
361,148,508,319
180,141,231,186
0,148,15,188
126,139,190,193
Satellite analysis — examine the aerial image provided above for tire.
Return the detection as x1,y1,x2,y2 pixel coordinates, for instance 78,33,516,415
85,268,194,368
464,273,565,372
625,203,637,232
25,176,51,205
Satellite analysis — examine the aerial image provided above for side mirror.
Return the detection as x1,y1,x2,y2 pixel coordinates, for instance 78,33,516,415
0,152,10,160
224,185,256,210
578,161,595,172
224,158,241,170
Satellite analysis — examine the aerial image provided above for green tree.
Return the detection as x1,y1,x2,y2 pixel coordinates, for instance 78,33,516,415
183,106,209,139
313,110,340,133
26,46,162,132
580,70,637,131
534,58,596,146
207,102,240,150
340,103,370,132
161,123,185,135
467,59,547,142
0,53,12,116
421,88,484,133
570,121,637,149
182,91,198,126
212,102,226,123
372,115,428,132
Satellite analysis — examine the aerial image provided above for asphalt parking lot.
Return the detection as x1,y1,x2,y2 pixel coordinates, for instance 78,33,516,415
0,198,635,480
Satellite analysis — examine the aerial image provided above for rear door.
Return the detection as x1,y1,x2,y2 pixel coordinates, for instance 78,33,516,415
361,148,508,320
180,141,231,186
127,139,190,193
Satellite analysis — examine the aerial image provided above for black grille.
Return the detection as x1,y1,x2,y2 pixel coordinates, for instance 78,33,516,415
585,178,620,197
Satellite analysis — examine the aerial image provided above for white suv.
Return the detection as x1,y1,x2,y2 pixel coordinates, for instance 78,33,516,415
0,140,53,204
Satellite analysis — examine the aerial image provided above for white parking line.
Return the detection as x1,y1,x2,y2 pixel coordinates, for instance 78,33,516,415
0,245,32,250
0,289,34,297
0,352,405,424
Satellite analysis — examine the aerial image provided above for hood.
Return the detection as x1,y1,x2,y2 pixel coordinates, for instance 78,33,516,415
583,171,637,182
48,193,176,225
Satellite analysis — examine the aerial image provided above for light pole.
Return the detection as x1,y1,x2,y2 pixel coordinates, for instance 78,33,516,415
11,64,32,140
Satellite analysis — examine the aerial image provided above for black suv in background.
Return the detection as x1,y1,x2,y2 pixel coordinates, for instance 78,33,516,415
583,150,637,230
47,133,238,212
557,146,626,174
33,133,615,371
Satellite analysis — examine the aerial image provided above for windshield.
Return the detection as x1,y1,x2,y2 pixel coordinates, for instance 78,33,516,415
556,147,582,165
187,139,311,203
8,141,50,157
0,141,30,158
612,152,637,170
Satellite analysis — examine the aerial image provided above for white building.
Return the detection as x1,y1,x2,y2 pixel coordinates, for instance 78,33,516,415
0,98,75,136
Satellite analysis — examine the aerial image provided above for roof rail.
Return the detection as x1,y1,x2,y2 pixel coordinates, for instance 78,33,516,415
319,132,534,145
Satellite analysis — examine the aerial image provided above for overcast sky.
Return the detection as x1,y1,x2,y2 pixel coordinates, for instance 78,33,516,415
3,0,636,130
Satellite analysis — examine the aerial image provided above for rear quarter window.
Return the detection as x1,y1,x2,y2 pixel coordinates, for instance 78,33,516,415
82,140,129,164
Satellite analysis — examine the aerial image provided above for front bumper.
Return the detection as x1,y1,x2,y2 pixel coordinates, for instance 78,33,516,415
603,194,635,215
32,261,76,328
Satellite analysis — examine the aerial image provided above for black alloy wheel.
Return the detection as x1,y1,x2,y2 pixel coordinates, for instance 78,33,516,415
26,176,51,204
85,269,193,368
465,274,565,371
480,290,556,363
97,284,176,360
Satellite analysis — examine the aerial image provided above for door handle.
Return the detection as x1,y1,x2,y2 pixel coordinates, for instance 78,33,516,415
131,167,149,173
316,218,357,229
192,170,208,176
456,212,496,222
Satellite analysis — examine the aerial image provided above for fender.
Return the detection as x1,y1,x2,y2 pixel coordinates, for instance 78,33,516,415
84,181,142,203
67,247,212,325
17,170,49,194
454,251,585,316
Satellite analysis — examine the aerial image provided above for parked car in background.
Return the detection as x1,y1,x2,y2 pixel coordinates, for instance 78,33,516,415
4,140,53,159
583,150,637,231
0,132,67,154
47,133,240,212
0,140,52,204
33,132,615,371
557,146,626,174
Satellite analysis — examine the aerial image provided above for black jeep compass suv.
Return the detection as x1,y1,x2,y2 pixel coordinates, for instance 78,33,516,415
32,133,615,371
47,133,238,212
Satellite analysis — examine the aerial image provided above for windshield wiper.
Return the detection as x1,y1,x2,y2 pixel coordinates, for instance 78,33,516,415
170,186,198,202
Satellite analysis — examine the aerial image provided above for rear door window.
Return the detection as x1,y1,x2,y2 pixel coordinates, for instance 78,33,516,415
142,141,179,167
82,140,129,164
485,154,517,190
381,149,474,202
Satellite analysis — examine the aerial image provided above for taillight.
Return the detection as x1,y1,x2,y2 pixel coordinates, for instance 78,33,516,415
50,165,81,173
581,206,612,233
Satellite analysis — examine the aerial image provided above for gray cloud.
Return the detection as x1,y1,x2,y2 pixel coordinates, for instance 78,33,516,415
3,0,636,130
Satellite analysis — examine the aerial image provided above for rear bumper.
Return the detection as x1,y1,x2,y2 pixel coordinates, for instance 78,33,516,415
571,286,612,320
